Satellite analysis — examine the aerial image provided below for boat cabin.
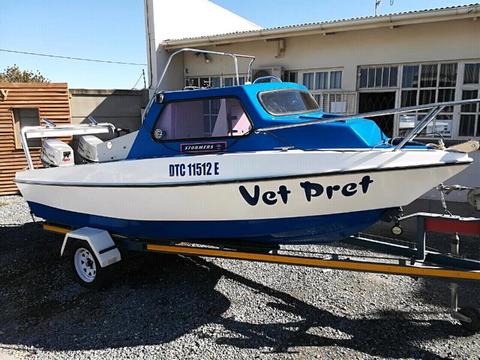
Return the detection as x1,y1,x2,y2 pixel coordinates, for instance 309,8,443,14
126,82,387,160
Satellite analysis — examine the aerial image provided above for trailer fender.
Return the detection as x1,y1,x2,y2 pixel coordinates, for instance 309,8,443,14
60,227,121,268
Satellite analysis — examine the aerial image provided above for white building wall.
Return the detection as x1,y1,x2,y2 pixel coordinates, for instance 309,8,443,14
182,18,480,140
183,18,480,91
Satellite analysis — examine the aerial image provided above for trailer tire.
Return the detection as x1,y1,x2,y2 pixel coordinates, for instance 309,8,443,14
459,307,480,332
70,241,113,289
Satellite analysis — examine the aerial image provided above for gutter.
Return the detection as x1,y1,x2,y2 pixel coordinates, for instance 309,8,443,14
163,5,480,49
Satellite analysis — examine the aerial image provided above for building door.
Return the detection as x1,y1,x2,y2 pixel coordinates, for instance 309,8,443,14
359,92,396,137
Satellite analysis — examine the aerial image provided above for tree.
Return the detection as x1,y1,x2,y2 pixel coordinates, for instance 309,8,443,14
0,64,49,83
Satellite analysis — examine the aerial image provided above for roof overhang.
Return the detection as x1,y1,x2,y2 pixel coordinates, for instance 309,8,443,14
163,4,480,50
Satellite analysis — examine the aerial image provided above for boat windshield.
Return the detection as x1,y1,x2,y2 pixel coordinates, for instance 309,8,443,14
259,89,320,115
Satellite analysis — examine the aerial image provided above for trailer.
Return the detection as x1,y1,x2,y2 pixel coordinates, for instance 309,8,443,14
43,207,480,332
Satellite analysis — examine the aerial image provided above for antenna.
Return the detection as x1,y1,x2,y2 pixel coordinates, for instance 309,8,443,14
375,0,394,16
375,0,381,16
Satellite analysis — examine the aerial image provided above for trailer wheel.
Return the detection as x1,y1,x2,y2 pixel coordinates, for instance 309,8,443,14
458,307,480,332
71,241,112,289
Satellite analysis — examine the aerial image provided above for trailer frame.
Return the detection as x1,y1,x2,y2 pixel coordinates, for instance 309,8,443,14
44,210,480,330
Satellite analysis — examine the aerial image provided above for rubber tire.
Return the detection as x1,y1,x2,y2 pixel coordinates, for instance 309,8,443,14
458,307,480,333
70,241,113,289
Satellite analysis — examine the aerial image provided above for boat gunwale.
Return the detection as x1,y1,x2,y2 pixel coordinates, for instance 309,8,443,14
14,161,471,188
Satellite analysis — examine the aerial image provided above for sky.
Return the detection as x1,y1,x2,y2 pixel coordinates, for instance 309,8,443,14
0,0,476,89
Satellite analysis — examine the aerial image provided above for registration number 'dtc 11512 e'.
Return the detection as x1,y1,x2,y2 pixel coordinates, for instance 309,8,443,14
169,162,220,177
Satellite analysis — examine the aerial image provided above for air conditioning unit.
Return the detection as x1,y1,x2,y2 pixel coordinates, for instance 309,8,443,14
252,66,283,82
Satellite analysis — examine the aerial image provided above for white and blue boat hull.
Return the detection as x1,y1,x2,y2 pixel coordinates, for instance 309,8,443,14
26,201,385,243
16,149,471,244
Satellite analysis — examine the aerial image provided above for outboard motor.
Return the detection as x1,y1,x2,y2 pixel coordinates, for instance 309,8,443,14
78,135,103,162
40,139,74,167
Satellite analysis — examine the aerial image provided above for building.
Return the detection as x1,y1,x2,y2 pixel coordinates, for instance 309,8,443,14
145,3,480,142
0,83,71,195
69,88,148,131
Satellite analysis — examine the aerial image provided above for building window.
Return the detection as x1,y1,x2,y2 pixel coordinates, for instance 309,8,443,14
330,71,342,89
420,64,437,87
222,76,245,87
199,77,210,88
302,70,342,90
210,76,221,88
399,63,457,138
12,108,40,149
402,65,419,88
359,66,398,89
153,97,251,141
185,76,223,88
282,71,299,83
315,72,328,89
464,64,480,85
302,72,314,90
185,75,245,88
314,92,356,114
185,77,200,88
459,63,480,137
439,63,457,87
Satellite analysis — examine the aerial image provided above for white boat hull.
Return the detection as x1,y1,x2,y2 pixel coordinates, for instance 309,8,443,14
15,149,472,243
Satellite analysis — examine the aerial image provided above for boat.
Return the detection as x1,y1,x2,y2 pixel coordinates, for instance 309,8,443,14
15,49,480,245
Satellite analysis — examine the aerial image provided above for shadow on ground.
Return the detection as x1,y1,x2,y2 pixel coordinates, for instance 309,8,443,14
0,222,475,357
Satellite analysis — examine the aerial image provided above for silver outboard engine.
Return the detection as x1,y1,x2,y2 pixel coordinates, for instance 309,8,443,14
40,139,75,167
78,135,103,162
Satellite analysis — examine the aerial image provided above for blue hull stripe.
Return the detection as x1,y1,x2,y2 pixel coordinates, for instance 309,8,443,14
29,202,386,244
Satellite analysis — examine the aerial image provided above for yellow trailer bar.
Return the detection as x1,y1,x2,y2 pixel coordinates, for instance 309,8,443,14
43,223,480,281
43,224,71,235
146,243,480,281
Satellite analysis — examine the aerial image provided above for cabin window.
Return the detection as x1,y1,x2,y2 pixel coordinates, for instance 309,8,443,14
259,89,320,115
12,108,40,149
153,97,252,141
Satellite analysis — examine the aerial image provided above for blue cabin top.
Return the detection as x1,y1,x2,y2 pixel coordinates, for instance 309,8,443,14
127,82,409,160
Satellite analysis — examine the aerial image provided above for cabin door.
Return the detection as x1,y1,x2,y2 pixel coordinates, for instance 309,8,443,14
358,92,395,137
